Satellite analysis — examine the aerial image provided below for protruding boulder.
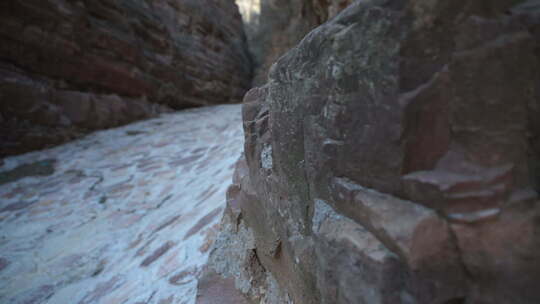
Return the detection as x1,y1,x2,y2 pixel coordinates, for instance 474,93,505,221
208,1,540,303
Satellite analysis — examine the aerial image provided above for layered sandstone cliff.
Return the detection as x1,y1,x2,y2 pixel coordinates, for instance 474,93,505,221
0,0,252,156
203,0,540,303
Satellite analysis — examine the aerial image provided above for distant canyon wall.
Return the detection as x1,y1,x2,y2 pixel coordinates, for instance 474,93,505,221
0,0,252,156
236,0,353,85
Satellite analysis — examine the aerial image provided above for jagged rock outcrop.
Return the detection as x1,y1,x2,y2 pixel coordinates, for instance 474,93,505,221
245,0,353,85
203,1,540,303
0,0,252,156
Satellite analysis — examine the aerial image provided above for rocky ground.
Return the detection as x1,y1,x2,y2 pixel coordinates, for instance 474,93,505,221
0,104,243,304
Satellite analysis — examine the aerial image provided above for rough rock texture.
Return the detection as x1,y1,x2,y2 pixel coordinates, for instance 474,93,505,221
206,1,540,303
0,104,244,304
0,0,252,157
247,0,353,85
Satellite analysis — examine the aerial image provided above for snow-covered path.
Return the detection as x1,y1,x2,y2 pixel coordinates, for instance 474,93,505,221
0,104,243,304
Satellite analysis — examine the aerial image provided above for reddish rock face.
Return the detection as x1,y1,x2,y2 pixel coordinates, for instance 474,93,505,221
207,1,540,303
0,0,252,156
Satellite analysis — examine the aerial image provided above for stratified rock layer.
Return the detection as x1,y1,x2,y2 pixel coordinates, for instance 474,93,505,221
0,104,244,304
205,1,540,303
0,0,252,156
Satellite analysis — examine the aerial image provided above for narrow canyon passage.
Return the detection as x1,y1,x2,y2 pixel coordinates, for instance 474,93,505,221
2,1,540,303
0,105,243,304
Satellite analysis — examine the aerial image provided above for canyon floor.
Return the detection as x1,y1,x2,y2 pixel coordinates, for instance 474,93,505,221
0,104,243,304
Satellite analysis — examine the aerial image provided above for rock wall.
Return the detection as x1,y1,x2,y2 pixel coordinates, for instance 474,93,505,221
204,0,540,303
244,0,353,85
0,0,252,156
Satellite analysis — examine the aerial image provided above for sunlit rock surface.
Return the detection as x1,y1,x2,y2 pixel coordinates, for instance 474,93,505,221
236,0,261,25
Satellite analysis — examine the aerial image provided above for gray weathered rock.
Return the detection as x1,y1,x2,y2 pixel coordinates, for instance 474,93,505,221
207,0,540,303
238,0,353,85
